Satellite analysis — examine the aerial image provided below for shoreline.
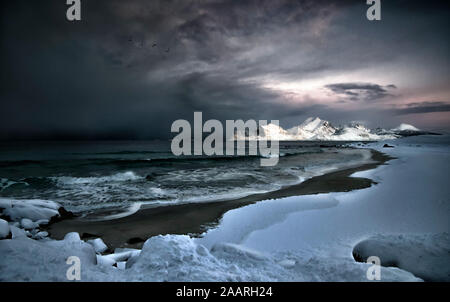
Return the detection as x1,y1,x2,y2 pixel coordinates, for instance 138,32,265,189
45,149,393,250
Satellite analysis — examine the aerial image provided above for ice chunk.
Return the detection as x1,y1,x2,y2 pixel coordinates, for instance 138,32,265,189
0,219,10,239
95,249,140,267
105,251,139,262
96,254,116,267
33,231,49,240
9,225,27,238
20,218,36,230
114,247,140,254
116,261,126,270
35,219,50,226
278,259,296,268
88,238,108,254
64,232,81,242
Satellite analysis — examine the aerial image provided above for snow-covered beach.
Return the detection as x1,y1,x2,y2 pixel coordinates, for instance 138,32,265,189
0,135,449,281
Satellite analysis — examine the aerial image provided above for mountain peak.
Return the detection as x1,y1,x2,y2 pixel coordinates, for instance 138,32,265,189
300,117,326,132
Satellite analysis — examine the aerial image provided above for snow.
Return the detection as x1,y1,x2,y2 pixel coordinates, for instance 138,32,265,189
392,123,420,132
0,198,60,222
36,219,50,226
96,254,116,267
0,235,115,282
300,117,325,132
123,235,420,281
95,248,141,268
9,225,27,238
258,123,292,140
333,125,396,141
33,231,49,240
0,198,64,240
196,135,450,280
88,238,108,254
116,262,126,270
0,232,419,281
0,219,10,239
353,233,449,282
290,118,338,140
235,117,402,141
20,218,37,230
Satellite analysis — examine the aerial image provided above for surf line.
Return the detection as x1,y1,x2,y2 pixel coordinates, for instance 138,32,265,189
170,112,279,166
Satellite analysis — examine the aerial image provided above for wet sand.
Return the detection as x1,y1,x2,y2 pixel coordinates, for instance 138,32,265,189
46,149,392,250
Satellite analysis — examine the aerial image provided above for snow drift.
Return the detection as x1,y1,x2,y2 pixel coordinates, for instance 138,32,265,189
353,233,450,282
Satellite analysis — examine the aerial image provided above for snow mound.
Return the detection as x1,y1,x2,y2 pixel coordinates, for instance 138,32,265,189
125,235,419,282
0,219,10,239
20,218,37,230
353,233,450,281
392,123,420,132
0,198,60,222
9,225,27,238
0,234,115,281
0,233,422,281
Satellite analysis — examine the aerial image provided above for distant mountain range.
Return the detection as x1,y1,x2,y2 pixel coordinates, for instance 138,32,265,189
234,117,440,141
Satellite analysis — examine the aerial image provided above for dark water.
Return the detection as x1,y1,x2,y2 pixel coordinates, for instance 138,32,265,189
0,140,371,218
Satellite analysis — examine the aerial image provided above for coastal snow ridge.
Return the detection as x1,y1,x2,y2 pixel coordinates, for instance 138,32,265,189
235,117,428,141
0,198,71,240
0,194,426,281
0,197,422,281
0,233,420,281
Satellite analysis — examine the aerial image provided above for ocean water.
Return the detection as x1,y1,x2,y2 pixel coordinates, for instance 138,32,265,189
0,140,373,219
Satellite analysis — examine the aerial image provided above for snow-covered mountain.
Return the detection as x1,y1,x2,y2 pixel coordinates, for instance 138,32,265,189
259,123,292,140
234,117,428,141
392,123,420,132
287,117,337,140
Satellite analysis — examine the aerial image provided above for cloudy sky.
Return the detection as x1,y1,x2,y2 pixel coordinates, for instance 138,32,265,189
1,0,449,139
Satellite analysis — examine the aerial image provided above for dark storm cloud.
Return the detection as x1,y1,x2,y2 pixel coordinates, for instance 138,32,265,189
393,101,450,115
1,0,346,139
325,83,396,102
1,0,449,139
